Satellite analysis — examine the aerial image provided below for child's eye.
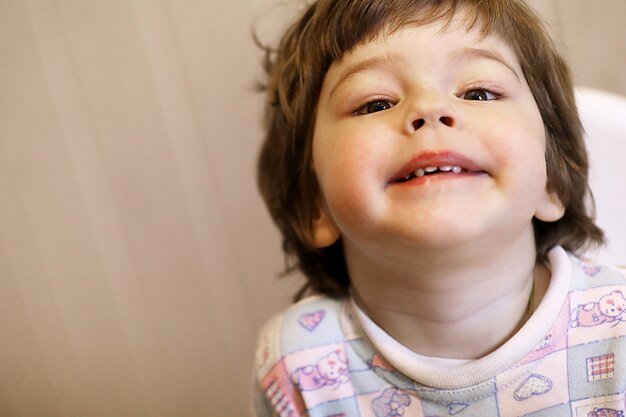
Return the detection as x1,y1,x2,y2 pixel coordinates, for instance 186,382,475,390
354,99,394,115
461,89,499,101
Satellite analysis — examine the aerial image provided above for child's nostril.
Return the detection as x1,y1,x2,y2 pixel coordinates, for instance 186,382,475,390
439,116,454,127
413,119,425,130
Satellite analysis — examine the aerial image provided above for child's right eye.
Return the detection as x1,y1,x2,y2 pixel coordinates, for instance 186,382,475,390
354,99,394,115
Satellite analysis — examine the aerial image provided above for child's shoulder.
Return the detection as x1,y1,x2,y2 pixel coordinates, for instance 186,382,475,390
569,253,626,291
252,295,362,415
253,294,351,375
255,295,348,353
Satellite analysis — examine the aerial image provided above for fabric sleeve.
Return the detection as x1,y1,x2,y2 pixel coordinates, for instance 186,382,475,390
250,378,280,417
250,313,287,417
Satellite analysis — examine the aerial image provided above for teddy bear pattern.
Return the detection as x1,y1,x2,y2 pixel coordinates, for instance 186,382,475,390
290,349,350,391
587,408,624,417
571,291,626,328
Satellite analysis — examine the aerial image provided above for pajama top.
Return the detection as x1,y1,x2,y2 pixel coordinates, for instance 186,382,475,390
252,247,626,417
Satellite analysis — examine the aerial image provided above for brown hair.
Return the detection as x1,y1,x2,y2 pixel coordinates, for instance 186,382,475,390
257,0,604,299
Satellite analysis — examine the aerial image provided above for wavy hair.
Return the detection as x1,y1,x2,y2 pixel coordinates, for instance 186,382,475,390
256,0,604,299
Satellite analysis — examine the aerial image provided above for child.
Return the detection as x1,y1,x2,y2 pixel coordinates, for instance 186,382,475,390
253,0,626,415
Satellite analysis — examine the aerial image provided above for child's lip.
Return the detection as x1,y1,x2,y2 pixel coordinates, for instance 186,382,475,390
388,150,486,184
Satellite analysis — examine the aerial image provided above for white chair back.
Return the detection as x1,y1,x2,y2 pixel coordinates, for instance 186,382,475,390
576,87,626,265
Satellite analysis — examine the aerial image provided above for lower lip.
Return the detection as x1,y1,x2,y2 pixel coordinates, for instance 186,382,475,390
389,171,485,187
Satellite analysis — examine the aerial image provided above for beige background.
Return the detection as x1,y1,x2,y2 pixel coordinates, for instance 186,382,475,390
0,1,624,416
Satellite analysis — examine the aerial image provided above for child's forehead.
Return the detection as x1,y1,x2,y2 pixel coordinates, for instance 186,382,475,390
326,19,518,78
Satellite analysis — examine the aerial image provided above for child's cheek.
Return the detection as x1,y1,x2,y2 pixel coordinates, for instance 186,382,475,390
324,147,390,229
483,116,547,187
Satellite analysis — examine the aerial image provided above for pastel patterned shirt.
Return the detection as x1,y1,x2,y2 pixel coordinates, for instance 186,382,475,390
252,247,626,417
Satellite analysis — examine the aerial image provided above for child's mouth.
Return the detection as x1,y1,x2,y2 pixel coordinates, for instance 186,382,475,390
388,151,486,186
393,165,466,183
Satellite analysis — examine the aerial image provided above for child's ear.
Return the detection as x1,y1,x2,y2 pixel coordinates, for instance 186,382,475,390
309,204,340,248
534,190,565,222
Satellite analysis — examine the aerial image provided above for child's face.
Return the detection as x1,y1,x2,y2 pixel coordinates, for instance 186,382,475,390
310,16,564,254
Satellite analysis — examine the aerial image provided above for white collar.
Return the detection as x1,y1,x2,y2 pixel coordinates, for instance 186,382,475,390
350,246,572,389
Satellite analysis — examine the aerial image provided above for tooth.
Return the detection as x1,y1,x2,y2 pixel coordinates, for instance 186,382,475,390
424,166,437,173
415,168,426,177
451,166,462,174
439,166,452,172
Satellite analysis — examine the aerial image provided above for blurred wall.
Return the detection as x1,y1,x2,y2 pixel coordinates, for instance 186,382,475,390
527,0,626,96
0,1,624,416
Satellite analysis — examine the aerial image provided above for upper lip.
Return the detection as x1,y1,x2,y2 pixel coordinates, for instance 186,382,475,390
388,150,485,184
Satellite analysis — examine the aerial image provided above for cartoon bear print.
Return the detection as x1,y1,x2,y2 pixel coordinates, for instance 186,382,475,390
571,290,626,328
587,407,624,417
291,349,349,391
371,388,411,417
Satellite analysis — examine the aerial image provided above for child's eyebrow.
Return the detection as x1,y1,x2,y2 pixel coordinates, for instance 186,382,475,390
450,47,521,81
329,52,405,98
328,47,520,99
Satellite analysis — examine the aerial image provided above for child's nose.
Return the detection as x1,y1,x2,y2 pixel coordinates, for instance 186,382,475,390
404,90,457,134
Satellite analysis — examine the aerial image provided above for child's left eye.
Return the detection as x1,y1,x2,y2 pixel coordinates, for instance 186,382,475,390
354,99,395,115
461,89,499,101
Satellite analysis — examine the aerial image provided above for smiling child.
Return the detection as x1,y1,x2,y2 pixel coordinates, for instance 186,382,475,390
252,0,626,416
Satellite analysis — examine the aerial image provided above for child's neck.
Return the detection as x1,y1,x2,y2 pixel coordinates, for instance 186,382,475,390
347,231,550,360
